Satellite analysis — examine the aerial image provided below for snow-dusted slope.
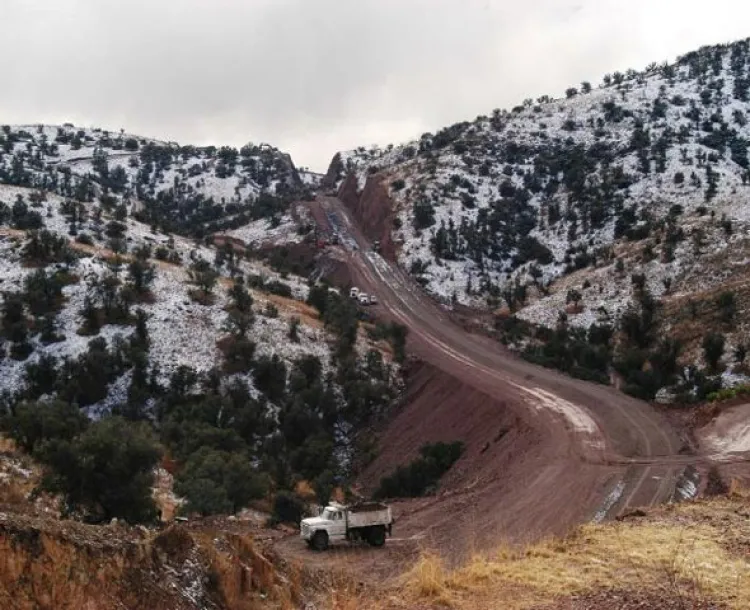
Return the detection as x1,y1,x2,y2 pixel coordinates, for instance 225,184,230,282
0,124,304,238
334,39,750,313
0,183,389,414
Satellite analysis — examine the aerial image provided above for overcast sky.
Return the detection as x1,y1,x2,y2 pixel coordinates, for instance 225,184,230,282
2,1,750,171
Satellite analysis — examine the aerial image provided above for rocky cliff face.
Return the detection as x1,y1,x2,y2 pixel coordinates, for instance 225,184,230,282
321,151,345,191
337,173,397,260
0,511,297,610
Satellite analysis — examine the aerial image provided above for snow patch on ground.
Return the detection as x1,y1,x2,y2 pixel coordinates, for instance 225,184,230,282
700,403,750,455
593,480,626,523
521,386,604,449
225,216,303,247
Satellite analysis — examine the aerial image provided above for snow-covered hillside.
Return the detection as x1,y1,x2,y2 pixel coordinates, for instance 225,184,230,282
0,128,401,507
0,183,397,419
0,124,305,238
333,39,750,315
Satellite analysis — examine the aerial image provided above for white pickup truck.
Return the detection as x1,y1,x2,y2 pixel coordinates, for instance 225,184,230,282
300,501,393,551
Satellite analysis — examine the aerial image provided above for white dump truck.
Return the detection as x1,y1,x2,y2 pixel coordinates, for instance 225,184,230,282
300,501,393,551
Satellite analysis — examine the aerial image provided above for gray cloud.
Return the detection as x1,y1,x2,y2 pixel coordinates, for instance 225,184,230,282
2,0,750,170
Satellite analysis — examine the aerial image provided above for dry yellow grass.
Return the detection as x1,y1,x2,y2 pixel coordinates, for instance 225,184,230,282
426,524,744,608
332,496,750,610
403,552,450,598
248,286,324,330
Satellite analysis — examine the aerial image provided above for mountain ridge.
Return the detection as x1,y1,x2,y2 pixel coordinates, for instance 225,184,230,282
326,36,750,400
1,122,309,238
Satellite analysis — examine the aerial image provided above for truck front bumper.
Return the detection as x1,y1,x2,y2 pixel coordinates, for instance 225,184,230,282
300,523,312,540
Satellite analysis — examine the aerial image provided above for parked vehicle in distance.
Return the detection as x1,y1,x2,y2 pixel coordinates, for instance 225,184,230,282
358,293,370,305
368,294,378,305
300,502,393,551
349,287,360,299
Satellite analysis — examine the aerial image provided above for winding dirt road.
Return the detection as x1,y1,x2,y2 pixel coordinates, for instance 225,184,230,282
282,195,746,570
326,197,683,512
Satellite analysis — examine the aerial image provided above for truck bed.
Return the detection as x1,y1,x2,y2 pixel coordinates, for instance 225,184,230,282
347,503,392,529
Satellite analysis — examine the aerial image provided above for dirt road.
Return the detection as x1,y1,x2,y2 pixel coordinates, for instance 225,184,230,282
279,195,735,572
333,199,680,497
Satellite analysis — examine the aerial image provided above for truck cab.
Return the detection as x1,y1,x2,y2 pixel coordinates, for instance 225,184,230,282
303,506,347,542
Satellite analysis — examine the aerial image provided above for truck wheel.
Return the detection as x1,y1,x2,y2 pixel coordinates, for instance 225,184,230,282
368,525,386,547
311,530,329,551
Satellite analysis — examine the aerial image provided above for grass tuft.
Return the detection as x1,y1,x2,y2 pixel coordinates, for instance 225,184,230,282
401,552,454,605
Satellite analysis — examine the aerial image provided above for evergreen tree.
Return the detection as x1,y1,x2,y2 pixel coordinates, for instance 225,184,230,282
189,258,219,296
39,416,161,523
703,332,725,371
224,279,254,337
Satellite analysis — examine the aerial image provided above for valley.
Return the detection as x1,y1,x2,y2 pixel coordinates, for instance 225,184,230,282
4,35,750,610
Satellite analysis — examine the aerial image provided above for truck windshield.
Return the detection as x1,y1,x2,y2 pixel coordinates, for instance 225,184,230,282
322,508,336,520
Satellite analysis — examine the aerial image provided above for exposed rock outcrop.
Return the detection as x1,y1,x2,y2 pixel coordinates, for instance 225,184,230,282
0,511,297,610
338,173,398,260
320,152,345,191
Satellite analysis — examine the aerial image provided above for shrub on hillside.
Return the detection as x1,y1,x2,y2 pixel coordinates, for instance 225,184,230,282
412,199,436,231
253,354,287,402
367,321,409,363
1,399,87,454
703,332,726,371
707,384,750,403
272,490,308,524
374,441,464,499
22,230,74,265
39,416,161,523
523,324,613,386
188,258,219,296
174,448,267,516
264,279,293,298
716,291,736,324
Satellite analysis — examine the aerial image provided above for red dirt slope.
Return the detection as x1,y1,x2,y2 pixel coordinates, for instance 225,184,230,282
359,360,539,493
